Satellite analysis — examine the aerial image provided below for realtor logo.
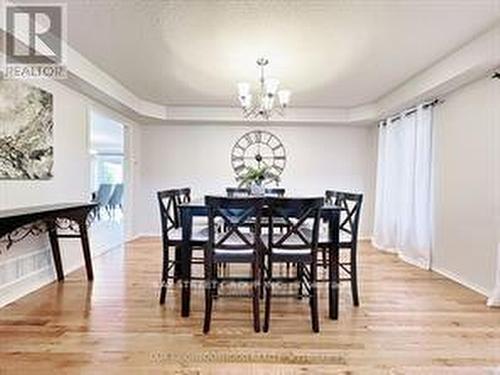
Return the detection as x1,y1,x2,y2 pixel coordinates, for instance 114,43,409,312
4,4,66,79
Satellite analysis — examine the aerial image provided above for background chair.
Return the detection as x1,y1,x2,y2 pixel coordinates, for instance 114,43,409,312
226,187,251,197
265,188,285,197
93,183,113,220
319,190,363,306
203,196,264,333
107,183,124,215
263,197,323,333
157,188,206,304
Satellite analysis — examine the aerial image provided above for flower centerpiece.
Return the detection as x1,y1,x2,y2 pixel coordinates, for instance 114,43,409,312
237,166,280,196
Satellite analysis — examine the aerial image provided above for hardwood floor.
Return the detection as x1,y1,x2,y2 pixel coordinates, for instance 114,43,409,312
0,238,499,374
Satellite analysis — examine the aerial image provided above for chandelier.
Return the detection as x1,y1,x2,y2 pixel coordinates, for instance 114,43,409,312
237,57,291,120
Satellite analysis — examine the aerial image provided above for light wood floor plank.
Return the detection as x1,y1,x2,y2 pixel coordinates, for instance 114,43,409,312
0,238,499,374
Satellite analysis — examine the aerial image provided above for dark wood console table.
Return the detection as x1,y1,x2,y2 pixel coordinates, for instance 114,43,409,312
0,202,97,282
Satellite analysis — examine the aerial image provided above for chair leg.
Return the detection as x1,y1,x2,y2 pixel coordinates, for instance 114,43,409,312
309,263,319,333
263,260,272,333
212,262,219,298
259,252,265,299
159,247,169,305
322,247,328,269
297,263,303,300
252,261,260,333
350,246,360,306
173,246,182,283
203,262,213,334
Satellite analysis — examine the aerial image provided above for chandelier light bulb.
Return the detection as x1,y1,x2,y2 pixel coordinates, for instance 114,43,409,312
238,82,250,97
263,95,274,111
242,93,252,108
264,78,280,95
278,90,291,107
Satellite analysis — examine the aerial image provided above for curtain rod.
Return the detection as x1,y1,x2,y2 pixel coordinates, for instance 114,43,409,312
379,98,442,127
380,69,500,127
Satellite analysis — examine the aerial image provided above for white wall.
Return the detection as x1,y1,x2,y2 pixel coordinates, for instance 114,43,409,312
137,124,377,238
0,79,141,307
433,77,500,295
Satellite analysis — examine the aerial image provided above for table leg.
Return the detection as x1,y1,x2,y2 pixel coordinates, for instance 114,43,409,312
48,222,64,282
181,208,193,317
78,221,94,281
328,210,340,320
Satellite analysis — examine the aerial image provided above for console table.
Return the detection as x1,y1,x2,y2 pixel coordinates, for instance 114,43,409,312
0,202,97,282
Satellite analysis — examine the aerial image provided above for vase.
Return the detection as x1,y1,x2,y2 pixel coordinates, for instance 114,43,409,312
250,182,265,196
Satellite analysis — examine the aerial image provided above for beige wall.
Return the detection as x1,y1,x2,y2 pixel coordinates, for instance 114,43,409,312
136,124,377,238
433,77,499,294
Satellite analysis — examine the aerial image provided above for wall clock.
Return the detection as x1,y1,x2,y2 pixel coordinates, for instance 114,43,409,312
231,130,286,180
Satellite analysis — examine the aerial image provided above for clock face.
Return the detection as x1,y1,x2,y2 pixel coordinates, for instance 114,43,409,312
231,130,286,180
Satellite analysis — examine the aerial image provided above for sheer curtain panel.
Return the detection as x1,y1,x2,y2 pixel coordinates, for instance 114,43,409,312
372,105,433,269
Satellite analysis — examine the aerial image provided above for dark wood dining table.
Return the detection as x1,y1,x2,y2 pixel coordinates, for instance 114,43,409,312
178,198,342,320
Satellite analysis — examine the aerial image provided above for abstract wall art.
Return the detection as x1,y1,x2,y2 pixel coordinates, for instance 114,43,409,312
0,80,54,179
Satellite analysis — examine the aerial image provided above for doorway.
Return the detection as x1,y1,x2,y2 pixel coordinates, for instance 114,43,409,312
88,110,125,255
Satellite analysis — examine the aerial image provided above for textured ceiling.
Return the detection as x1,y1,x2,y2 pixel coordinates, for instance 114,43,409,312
12,0,500,108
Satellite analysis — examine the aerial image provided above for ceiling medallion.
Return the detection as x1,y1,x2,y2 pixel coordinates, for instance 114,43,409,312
237,58,291,120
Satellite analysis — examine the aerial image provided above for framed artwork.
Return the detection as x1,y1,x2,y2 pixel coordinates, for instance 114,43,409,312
0,80,54,179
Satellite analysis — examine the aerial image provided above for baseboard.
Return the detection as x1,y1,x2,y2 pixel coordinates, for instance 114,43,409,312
432,265,491,298
487,295,500,307
134,232,160,239
398,253,430,270
0,228,127,309
487,244,500,307
0,248,54,308
134,234,374,241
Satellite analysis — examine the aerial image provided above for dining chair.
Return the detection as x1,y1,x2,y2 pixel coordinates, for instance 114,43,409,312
107,183,124,214
203,196,264,333
319,190,363,306
226,187,251,197
93,183,113,220
264,188,285,197
263,197,324,333
157,188,207,304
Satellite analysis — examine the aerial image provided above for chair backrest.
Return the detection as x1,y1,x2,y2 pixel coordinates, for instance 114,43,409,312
265,188,285,197
95,184,113,206
157,188,191,236
108,184,124,207
226,187,251,197
325,191,363,243
205,196,264,254
266,197,324,253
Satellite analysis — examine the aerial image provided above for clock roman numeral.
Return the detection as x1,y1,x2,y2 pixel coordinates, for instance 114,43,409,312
255,131,262,143
234,164,245,173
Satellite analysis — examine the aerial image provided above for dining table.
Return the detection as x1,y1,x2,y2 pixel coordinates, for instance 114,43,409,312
178,197,342,320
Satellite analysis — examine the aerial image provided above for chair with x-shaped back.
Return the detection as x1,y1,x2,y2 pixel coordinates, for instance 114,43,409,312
318,190,363,306
203,196,264,333
226,187,251,197
157,188,207,304
263,197,324,333
264,188,285,197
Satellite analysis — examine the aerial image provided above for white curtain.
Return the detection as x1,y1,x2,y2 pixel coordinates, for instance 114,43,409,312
372,104,433,269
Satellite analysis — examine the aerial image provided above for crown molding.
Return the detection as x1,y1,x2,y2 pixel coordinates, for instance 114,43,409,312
2,21,500,126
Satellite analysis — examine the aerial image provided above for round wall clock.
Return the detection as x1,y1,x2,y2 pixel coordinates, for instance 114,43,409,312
231,130,286,180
